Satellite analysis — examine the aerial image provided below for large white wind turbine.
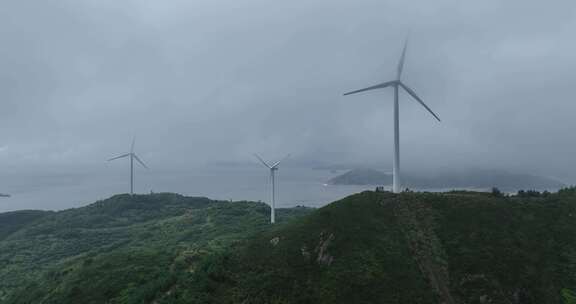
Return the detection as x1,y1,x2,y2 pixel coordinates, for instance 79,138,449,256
254,153,290,224
108,138,149,195
344,39,440,193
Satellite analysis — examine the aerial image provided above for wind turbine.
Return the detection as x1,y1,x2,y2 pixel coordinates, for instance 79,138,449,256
254,153,290,224
344,39,440,193
108,138,149,195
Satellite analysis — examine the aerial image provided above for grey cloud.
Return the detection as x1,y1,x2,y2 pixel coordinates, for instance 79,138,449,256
0,0,575,181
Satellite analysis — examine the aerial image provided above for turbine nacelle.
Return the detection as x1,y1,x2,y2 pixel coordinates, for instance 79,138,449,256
108,152,149,169
108,138,149,195
343,37,440,122
253,153,290,170
343,80,440,122
253,153,290,224
343,38,440,193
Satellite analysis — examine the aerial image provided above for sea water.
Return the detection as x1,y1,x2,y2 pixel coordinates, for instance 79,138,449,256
0,165,371,212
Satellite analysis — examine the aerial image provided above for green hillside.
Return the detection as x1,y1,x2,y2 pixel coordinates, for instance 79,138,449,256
0,210,51,240
2,190,576,303
0,193,311,303
155,189,576,304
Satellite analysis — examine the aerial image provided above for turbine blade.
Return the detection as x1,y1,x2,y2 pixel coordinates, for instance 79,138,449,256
108,153,130,161
271,153,291,168
397,38,408,79
343,81,397,96
133,154,149,169
399,82,441,122
253,153,271,168
131,137,136,153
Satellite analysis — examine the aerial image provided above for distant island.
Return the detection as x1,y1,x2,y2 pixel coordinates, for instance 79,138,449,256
327,168,565,191
0,194,10,198
327,168,393,185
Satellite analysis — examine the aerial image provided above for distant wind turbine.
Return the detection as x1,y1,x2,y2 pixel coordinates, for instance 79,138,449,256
108,138,149,195
254,153,290,224
344,39,441,193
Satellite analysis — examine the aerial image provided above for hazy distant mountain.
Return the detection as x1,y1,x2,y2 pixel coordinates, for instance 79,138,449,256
327,168,565,191
327,168,393,185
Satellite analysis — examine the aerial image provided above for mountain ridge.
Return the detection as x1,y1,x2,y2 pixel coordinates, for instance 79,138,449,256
179,189,576,303
0,193,312,303
2,190,576,303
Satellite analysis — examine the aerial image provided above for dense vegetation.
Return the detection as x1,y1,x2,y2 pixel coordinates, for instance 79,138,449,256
2,189,576,303
0,193,311,303
154,189,576,304
0,210,50,240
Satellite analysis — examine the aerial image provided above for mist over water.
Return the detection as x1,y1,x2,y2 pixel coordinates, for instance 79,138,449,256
0,166,370,213
1,0,576,212
1,0,576,191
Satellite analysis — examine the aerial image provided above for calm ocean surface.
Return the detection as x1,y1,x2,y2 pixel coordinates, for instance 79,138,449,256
0,166,373,213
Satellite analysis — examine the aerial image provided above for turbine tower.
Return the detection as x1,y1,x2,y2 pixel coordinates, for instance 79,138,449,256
254,153,290,224
108,138,149,195
344,39,440,193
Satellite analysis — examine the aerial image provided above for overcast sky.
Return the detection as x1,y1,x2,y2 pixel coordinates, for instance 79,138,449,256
1,0,576,181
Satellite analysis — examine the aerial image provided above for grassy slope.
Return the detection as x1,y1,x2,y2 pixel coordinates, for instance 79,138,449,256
3,190,576,303
161,190,576,304
0,193,311,304
232,191,434,304
0,210,51,240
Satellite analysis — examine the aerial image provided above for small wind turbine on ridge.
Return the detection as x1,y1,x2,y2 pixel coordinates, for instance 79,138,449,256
108,137,149,195
254,153,290,224
344,38,440,193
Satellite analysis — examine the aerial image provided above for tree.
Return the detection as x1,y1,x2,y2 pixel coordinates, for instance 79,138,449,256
562,289,576,304
491,187,503,198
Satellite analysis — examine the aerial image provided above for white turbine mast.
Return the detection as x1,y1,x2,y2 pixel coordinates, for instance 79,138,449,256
344,38,440,193
108,137,149,195
254,153,290,224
